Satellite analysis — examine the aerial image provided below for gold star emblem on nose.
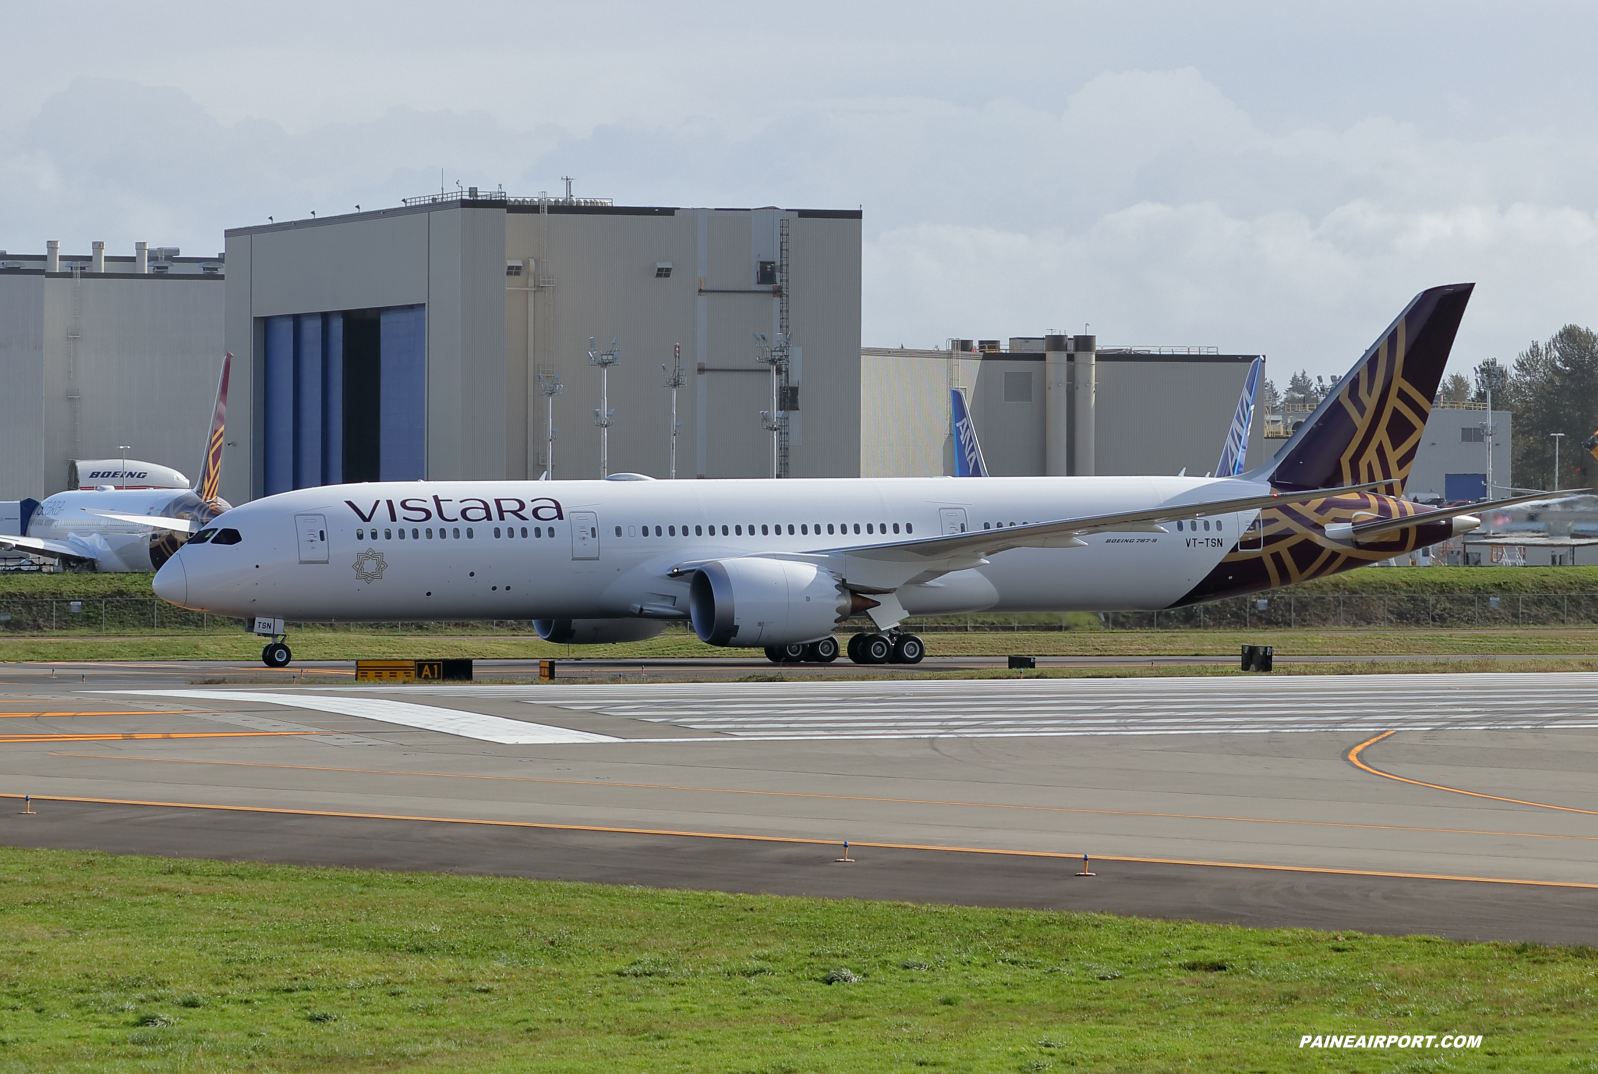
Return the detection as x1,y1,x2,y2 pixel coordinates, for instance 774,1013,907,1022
352,548,387,583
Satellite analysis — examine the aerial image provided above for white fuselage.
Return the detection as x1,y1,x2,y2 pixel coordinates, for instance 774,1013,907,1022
155,475,1264,624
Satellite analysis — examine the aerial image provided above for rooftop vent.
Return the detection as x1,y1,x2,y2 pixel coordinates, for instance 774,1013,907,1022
151,247,180,260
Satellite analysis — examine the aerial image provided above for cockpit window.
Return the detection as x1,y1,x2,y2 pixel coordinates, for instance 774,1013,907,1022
187,528,215,544
210,528,243,546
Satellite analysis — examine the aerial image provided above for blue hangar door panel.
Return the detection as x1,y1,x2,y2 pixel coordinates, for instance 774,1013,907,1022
379,305,426,481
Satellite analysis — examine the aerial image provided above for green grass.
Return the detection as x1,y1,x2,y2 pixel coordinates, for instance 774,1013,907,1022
10,565,1598,602
0,847,1588,1072
5,627,1598,666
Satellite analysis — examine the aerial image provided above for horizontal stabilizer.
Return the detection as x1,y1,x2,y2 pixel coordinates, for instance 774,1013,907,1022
1328,489,1590,542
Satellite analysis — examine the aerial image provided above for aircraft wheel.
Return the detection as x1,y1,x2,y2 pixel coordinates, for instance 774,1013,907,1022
846,633,865,662
806,636,840,663
764,646,785,664
891,634,925,664
776,642,808,663
857,633,892,665
262,642,292,668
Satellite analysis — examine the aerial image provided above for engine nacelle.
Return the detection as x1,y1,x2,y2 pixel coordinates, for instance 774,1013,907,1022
688,558,851,647
533,619,667,645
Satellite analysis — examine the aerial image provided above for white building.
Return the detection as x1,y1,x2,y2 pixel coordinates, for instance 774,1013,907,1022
861,341,1269,478
221,189,862,504
0,243,225,501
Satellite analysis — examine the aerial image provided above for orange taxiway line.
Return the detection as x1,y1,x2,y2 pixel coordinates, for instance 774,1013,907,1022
46,750,1598,845
1347,731,1598,816
0,732,328,744
1,790,1594,891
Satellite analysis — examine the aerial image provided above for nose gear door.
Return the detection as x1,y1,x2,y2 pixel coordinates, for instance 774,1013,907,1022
295,513,329,563
570,511,599,560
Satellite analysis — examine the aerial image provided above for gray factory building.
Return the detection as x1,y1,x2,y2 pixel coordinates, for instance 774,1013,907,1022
0,243,225,501
1400,402,1513,502
861,341,1269,478
222,190,862,504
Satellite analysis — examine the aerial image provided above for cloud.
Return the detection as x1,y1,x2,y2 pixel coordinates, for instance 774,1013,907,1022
6,64,1598,383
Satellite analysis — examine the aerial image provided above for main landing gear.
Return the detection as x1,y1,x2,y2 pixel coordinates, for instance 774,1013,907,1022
764,636,841,664
261,639,293,668
845,631,925,665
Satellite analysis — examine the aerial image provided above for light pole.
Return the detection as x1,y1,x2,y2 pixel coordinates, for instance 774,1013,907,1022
588,337,619,478
1476,362,1505,501
755,331,791,479
1551,432,1565,491
662,343,685,480
118,446,131,490
537,372,562,479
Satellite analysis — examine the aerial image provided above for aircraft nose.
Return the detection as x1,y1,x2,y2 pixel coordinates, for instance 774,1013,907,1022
153,556,187,607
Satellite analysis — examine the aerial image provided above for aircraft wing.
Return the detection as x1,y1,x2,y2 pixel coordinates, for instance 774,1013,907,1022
0,534,92,561
84,510,198,534
836,480,1387,565
1333,489,1589,541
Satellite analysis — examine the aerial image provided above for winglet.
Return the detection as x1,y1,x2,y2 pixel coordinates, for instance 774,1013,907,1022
196,353,230,505
951,387,989,477
1214,357,1262,478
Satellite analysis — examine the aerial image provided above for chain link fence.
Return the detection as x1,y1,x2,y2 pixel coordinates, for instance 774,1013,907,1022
1,594,1595,635
911,593,1598,631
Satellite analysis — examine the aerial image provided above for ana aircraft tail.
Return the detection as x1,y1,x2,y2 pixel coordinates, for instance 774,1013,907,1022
196,353,231,505
951,387,988,477
1214,357,1262,478
1251,284,1473,494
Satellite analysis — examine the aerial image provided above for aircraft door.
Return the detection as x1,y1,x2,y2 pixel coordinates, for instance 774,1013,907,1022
570,511,600,560
295,513,329,563
939,507,968,535
1238,512,1264,552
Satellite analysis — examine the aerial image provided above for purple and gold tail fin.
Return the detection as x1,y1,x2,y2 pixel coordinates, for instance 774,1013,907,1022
1256,284,1473,494
196,353,230,505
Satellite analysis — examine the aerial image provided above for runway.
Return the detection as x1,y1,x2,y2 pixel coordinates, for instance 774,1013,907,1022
0,669,1594,944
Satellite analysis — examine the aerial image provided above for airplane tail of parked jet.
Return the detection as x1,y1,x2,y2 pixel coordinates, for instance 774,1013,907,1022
196,353,231,505
1214,357,1262,478
951,387,988,477
1249,284,1473,495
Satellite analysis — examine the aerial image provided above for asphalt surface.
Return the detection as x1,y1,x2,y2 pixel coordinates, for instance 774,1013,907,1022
0,664,1594,945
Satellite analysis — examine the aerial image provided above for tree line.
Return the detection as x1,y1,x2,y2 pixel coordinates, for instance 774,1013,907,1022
1260,325,1598,493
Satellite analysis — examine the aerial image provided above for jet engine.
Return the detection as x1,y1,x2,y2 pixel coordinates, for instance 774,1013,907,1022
533,619,667,645
688,558,852,647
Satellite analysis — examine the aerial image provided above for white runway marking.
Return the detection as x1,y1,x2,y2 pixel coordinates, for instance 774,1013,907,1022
518,672,1598,740
110,691,616,745
103,672,1598,744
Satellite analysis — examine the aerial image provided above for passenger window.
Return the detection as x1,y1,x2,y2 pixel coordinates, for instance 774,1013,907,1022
892,523,900,534
761,525,768,535
465,528,473,538
827,524,835,534
905,523,912,533
787,524,795,535
211,528,243,545
866,523,874,534
615,526,622,537
1203,520,1210,531
384,528,392,539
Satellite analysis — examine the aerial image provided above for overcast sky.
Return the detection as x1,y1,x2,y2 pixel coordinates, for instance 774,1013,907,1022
4,0,1596,383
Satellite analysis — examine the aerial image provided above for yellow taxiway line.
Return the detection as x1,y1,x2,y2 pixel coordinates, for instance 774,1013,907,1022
1348,731,1598,816
3,789,1594,891
48,750,1598,844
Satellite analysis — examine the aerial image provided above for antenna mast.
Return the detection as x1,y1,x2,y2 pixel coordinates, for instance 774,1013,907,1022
588,336,619,478
663,343,686,479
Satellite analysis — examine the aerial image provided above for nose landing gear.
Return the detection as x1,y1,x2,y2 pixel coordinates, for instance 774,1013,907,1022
261,639,293,668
